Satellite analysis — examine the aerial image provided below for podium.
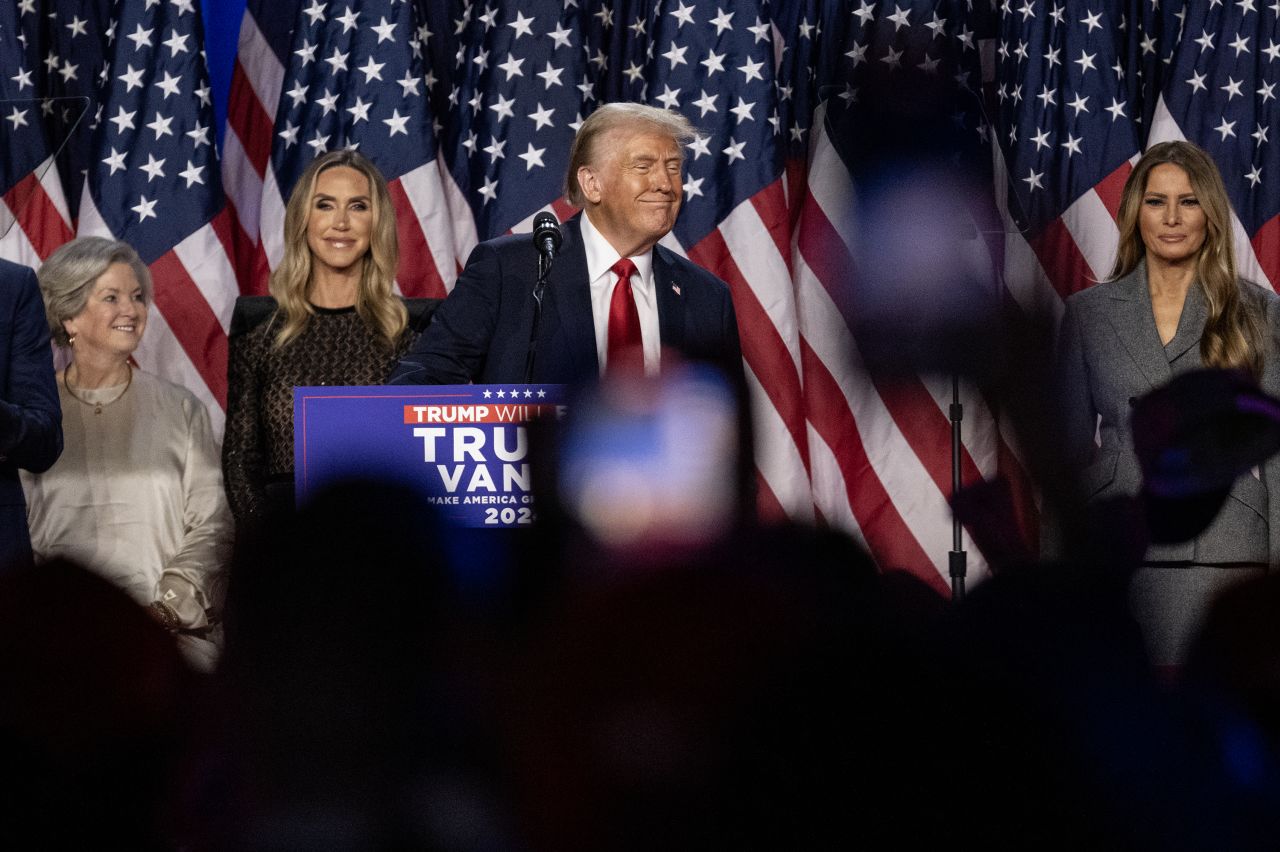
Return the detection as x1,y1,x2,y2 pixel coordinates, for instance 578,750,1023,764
294,384,566,528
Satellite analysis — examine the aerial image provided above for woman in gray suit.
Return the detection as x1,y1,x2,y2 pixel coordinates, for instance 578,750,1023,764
1058,140,1280,667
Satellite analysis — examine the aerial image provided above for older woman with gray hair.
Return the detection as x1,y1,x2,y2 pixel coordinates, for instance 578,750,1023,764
21,237,231,668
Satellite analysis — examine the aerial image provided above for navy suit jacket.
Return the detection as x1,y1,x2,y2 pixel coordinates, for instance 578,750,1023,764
388,216,742,385
0,258,61,571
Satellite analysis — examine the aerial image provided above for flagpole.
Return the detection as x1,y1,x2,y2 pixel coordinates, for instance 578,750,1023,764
950,373,967,603
524,252,551,385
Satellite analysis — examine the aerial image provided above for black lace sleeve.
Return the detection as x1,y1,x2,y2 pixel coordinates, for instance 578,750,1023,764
222,321,270,524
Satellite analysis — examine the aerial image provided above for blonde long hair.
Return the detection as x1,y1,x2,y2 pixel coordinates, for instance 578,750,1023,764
1110,141,1263,377
270,150,406,349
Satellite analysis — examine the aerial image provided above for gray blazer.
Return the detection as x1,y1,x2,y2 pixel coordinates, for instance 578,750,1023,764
1058,262,1280,565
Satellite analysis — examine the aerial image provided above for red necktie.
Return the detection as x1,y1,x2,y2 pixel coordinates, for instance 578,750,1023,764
606,257,642,373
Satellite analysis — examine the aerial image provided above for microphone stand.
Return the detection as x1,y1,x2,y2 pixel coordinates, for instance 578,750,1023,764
523,252,552,384
949,373,967,603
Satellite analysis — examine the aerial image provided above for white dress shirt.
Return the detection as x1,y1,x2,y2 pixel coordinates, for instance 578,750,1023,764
580,212,662,376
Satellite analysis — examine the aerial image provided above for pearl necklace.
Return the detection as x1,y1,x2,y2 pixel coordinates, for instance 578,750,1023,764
64,364,132,415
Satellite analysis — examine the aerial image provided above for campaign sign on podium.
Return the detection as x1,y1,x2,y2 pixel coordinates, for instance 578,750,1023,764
293,384,566,527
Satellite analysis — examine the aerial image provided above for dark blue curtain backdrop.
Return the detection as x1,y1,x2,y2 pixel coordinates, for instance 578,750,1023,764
200,0,245,151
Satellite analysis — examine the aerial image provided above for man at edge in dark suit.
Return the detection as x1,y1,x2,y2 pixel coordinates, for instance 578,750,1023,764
388,102,741,385
0,257,62,571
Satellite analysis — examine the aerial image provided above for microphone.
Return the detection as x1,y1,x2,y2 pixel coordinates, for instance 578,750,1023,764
526,212,561,381
532,211,562,260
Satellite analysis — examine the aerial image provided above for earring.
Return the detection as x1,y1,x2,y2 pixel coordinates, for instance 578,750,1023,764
68,334,76,345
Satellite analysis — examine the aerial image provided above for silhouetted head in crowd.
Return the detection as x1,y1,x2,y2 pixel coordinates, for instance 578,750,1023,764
0,558,196,848
207,479,501,848
1132,368,1280,544
497,519,942,851
1188,573,1280,735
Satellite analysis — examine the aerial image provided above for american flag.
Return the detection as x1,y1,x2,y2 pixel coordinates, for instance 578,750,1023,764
1150,0,1280,288
810,1,1030,590
9,1,1278,588
1,0,237,432
0,0,78,268
992,0,1142,306
225,0,459,298
990,0,1280,337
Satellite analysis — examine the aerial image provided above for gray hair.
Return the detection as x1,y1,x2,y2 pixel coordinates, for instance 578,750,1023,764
37,237,153,347
565,102,698,206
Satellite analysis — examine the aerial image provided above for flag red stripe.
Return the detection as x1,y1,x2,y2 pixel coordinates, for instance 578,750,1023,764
1028,217,1095,299
753,471,788,524
1251,213,1280,292
1094,160,1131,223
388,180,448,299
4,173,73,260
225,63,273,179
996,431,1039,555
218,185,265,290
987,292,1046,558
799,338,947,593
687,230,812,478
550,198,579,221
149,251,230,407
247,241,272,296
222,200,271,294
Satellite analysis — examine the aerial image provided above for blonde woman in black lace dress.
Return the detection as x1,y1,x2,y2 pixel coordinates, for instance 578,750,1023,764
222,151,417,524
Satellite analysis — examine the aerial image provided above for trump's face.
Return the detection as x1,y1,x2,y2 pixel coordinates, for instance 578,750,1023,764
579,125,684,257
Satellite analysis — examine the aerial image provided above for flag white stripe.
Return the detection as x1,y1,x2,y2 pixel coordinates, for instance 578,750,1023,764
921,374,1000,479
221,126,263,247
991,140,1065,321
745,364,815,523
806,422,863,538
0,203,44,269
1061,188,1118,285
134,305,225,436
234,12,285,123
75,185,113,240
805,113,856,259
172,223,238,332
437,162,480,278
37,156,71,226
260,169,287,270
719,200,804,375
398,160,461,291
718,197,815,521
